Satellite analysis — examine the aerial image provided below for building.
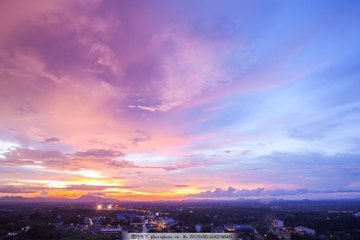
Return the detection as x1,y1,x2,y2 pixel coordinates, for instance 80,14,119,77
235,224,254,233
142,223,148,233
224,224,235,232
272,220,284,229
294,226,315,235
195,224,202,232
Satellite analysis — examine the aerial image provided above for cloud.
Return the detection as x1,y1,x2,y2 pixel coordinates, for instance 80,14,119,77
42,137,60,143
153,158,216,171
0,147,210,174
90,191,105,196
0,147,130,171
39,191,48,197
187,187,360,198
128,105,170,112
0,185,46,193
74,149,124,158
0,0,257,154
2,147,64,166
90,43,123,77
64,184,126,191
174,185,189,188
130,130,152,146
128,25,252,112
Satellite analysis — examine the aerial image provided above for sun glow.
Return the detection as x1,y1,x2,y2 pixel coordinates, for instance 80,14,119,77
64,169,105,178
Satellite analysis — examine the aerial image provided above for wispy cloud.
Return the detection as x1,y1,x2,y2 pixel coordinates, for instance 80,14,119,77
64,184,135,191
188,187,360,198
42,137,60,143
0,185,47,194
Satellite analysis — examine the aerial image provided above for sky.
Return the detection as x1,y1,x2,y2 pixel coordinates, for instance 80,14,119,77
0,0,360,201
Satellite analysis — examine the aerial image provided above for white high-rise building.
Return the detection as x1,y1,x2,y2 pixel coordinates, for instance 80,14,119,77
195,224,202,232
272,220,284,228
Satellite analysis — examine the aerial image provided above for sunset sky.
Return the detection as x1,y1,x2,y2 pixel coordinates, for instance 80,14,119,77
1,0,360,200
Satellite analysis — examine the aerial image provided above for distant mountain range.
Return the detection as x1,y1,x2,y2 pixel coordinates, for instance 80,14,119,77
0,195,119,203
1,195,359,204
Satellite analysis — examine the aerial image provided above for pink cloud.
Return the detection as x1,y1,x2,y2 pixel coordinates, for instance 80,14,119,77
0,0,339,199
0,185,47,193
64,184,135,191
1,147,130,171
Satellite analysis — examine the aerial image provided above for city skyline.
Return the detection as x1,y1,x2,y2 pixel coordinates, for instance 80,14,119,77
1,0,360,200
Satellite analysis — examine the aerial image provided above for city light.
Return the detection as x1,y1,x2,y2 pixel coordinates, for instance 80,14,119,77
96,204,102,210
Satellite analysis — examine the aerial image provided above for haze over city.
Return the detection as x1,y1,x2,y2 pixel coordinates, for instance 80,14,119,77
1,0,360,201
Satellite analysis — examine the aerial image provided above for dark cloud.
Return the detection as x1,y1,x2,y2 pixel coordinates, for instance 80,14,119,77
0,147,130,171
240,150,251,155
154,159,214,171
0,185,46,193
0,147,195,172
42,137,60,143
2,147,65,167
174,184,189,188
108,159,136,168
130,130,151,146
74,149,124,158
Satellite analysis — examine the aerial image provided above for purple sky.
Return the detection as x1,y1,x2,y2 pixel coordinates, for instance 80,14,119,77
0,0,360,200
